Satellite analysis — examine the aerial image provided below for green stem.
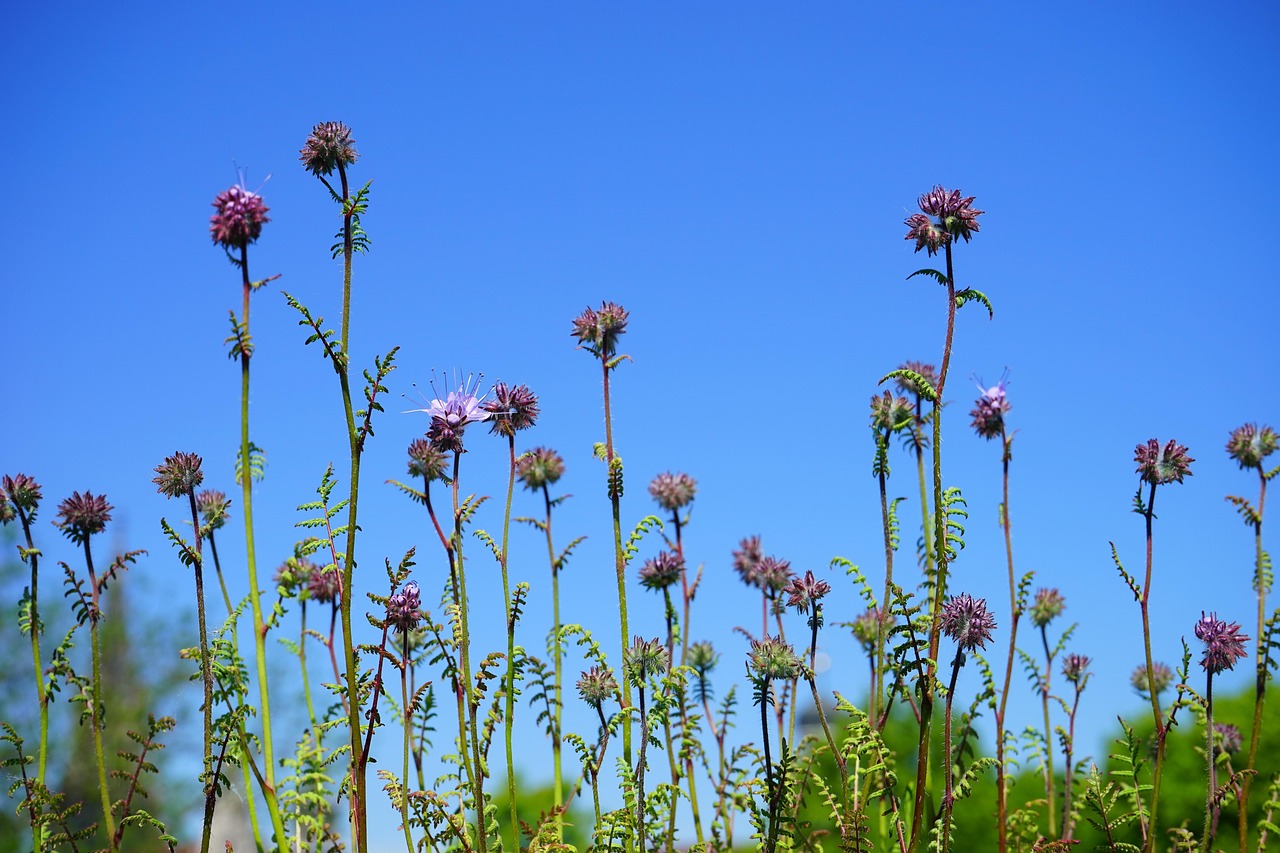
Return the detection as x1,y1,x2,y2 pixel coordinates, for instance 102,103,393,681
15,505,47,853
185,490,215,853
1039,625,1056,835
501,436,519,845
602,357,632,766
876,430,893,732
995,428,1018,851
1202,673,1216,853
939,650,964,853
451,452,488,853
1240,467,1268,852
402,634,416,853
83,540,117,850
1141,481,1166,853
541,482,564,838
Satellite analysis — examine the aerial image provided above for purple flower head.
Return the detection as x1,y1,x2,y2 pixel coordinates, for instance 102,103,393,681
894,361,939,400
195,489,231,531
1131,662,1173,698
406,373,491,454
969,373,1012,441
387,580,422,633
851,607,892,653
275,557,317,598
870,391,913,434
639,551,684,592
1214,722,1243,757
210,180,269,251
1029,588,1066,629
623,636,669,686
516,447,565,491
1194,612,1250,675
1,474,43,523
1226,423,1278,470
748,635,802,681
939,592,997,652
571,301,630,359
732,535,764,588
576,665,618,707
649,471,697,513
785,570,832,614
484,382,540,438
905,186,983,255
153,451,205,498
1062,653,1091,685
299,121,359,177
406,438,448,482
55,491,113,545
755,555,794,595
1134,438,1194,486
308,565,343,606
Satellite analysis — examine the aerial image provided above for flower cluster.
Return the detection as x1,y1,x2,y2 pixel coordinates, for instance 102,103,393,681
1029,588,1065,629
851,607,890,653
152,451,205,498
969,376,1011,440
870,391,913,434
570,301,629,359
576,666,618,708
1134,438,1194,486
1214,722,1243,756
904,186,983,256
275,557,318,598
1226,423,1278,470
56,491,113,544
299,121,359,177
210,184,269,251
939,592,997,652
1061,653,1091,685
484,382,539,438
516,447,565,491
784,570,831,614
649,471,697,512
732,535,763,586
623,636,669,686
687,640,718,677
195,490,231,531
308,565,343,606
1,473,42,523
748,636,801,681
387,580,422,633
639,551,684,591
1131,661,1173,698
406,438,449,482
409,374,491,453
1194,612,1249,675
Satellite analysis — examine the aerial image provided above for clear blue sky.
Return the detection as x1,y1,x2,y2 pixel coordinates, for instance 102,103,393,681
6,0,1279,840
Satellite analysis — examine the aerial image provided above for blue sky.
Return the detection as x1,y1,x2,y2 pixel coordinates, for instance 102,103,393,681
5,0,1280,840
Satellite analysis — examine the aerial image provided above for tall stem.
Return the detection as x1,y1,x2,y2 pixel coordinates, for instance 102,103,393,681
501,437,519,842
1201,674,1217,853
995,429,1020,849
1240,468,1268,851
185,490,215,853
83,540,117,851
939,650,964,853
451,453,488,853
15,505,48,853
1141,481,1165,852
540,482,565,836
1039,625,1057,834
401,634,416,853
602,358,632,763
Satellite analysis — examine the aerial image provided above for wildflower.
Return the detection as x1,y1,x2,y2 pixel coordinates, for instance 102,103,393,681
195,490,231,531
894,361,939,400
275,557,318,598
624,636,669,686
638,551,684,591
905,185,983,256
939,592,997,653
649,471,697,512
851,607,891,653
577,666,618,708
687,640,719,676
785,570,831,614
732,535,764,588
1226,423,1278,470
152,452,205,498
55,491,113,544
1134,438,1194,486
406,438,448,482
755,555,794,595
407,373,491,454
1214,722,1243,756
870,391,913,433
299,121,359,177
516,447,565,491
1062,653,1091,685
1194,612,1249,675
969,375,1011,440
484,382,539,438
570,301,629,359
1029,588,1066,629
1,474,43,518
1131,662,1173,698
748,636,802,681
387,580,422,633
308,565,342,605
210,183,269,251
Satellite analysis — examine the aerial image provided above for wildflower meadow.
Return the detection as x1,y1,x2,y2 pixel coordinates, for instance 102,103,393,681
4,6,1279,853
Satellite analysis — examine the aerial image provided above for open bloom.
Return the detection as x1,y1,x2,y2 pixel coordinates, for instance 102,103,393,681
1194,612,1249,675
407,373,491,453
969,374,1011,440
153,452,205,498
785,570,831,614
939,592,997,652
210,183,269,251
905,186,983,255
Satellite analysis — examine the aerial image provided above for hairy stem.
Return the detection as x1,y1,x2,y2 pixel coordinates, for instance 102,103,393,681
83,539,117,851
1240,466,1268,851
995,428,1019,851
602,357,632,765
1141,481,1166,853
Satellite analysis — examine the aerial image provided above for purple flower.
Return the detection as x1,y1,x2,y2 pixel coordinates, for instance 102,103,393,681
1131,662,1173,698
870,391,913,433
275,557,317,597
1226,423,1278,470
387,580,422,633
1134,438,1194,486
484,382,540,438
1,474,43,522
407,373,491,453
939,592,997,652
732,535,764,588
516,447,565,491
894,361,939,400
577,665,618,707
639,551,684,591
851,607,892,653
153,451,205,498
784,570,831,614
905,186,984,255
195,490,231,531
1214,722,1243,756
210,183,269,251
969,374,1011,440
755,555,794,595
308,565,342,606
649,471,697,512
299,121,359,177
1194,612,1250,675
1029,588,1065,629
406,438,448,482
1062,653,1091,685
571,301,629,359
55,491,113,544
